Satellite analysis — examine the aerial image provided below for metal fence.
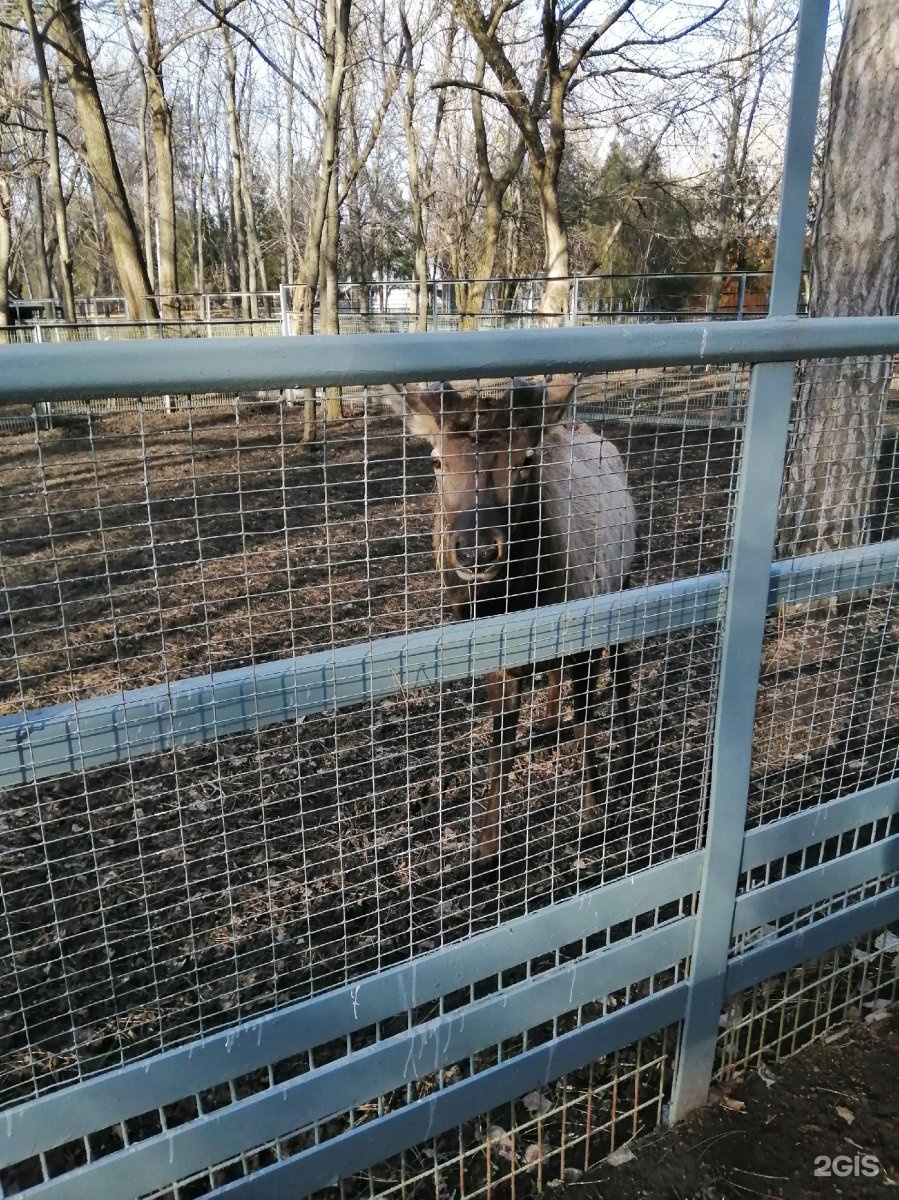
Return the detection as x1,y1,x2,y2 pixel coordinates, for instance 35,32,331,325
3,267,777,348
0,4,898,1199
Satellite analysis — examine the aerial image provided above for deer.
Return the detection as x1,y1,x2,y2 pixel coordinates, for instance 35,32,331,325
390,375,636,863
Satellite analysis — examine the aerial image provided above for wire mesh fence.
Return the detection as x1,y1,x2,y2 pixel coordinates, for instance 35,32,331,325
0,368,738,1113
1,343,896,1198
1,306,898,1198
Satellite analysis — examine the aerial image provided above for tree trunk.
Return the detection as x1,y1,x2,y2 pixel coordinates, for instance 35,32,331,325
323,166,342,421
457,52,525,328
22,0,76,321
30,173,55,312
399,5,429,331
778,0,899,557
191,69,206,294
0,174,10,328
141,0,178,318
218,13,252,318
138,86,155,293
49,0,157,319
536,159,570,319
300,0,352,443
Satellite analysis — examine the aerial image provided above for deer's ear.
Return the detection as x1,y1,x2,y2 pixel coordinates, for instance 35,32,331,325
509,376,576,442
542,375,577,426
400,381,460,443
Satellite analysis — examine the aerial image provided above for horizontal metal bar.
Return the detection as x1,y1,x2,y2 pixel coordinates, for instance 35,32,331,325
733,833,899,937
0,574,723,789
6,538,899,793
2,317,898,404
741,780,899,873
0,853,701,1168
20,922,694,1200
225,984,690,1200
767,541,899,606
726,887,899,998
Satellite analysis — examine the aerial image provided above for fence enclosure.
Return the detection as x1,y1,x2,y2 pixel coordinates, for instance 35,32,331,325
1,3,899,1198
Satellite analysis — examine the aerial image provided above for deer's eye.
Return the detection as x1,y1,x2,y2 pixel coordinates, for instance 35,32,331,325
431,456,442,472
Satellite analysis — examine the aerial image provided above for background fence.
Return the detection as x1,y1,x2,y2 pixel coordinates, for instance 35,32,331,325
3,267,780,345
1,4,898,1198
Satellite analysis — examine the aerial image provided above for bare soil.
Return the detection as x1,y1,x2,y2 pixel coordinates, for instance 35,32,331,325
555,1013,898,1200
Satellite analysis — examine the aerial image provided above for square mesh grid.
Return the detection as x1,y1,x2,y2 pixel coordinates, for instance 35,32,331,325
750,356,899,830
0,353,896,1199
0,366,741,1195
718,925,899,1086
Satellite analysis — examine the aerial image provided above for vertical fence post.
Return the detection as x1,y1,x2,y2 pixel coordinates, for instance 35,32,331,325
668,0,830,1123
568,275,579,326
32,324,53,430
280,284,296,408
726,273,750,418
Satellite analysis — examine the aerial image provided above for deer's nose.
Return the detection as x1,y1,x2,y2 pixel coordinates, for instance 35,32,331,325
454,537,501,571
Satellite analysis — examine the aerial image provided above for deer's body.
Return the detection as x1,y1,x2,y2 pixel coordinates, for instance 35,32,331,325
393,377,635,860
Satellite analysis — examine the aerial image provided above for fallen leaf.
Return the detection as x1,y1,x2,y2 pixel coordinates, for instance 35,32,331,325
522,1089,552,1116
835,1106,855,1125
487,1125,515,1161
865,1009,890,1025
607,1146,636,1167
523,1144,543,1170
758,1063,779,1088
824,1024,850,1045
721,1097,746,1113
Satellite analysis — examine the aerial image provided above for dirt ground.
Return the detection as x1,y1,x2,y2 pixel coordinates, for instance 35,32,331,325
555,1013,898,1200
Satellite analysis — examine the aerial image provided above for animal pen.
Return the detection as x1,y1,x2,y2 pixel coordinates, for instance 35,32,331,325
1,6,898,1198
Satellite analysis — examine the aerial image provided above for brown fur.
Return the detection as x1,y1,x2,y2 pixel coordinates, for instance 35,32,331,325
395,377,636,860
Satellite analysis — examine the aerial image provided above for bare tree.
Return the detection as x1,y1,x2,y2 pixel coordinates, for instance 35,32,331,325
452,0,727,318
140,0,179,317
20,0,76,320
779,0,899,557
397,3,453,329
454,49,526,325
47,0,157,319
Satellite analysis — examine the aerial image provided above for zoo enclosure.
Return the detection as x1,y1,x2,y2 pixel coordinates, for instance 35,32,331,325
1,5,899,1199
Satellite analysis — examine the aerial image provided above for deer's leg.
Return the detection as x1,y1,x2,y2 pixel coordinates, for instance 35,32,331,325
569,651,602,825
609,642,635,783
480,669,523,860
542,665,563,734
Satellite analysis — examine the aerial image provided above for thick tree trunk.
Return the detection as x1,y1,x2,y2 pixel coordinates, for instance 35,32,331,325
30,173,55,311
778,0,899,557
22,0,76,321
537,47,569,319
536,162,570,319
141,0,178,318
49,0,157,319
